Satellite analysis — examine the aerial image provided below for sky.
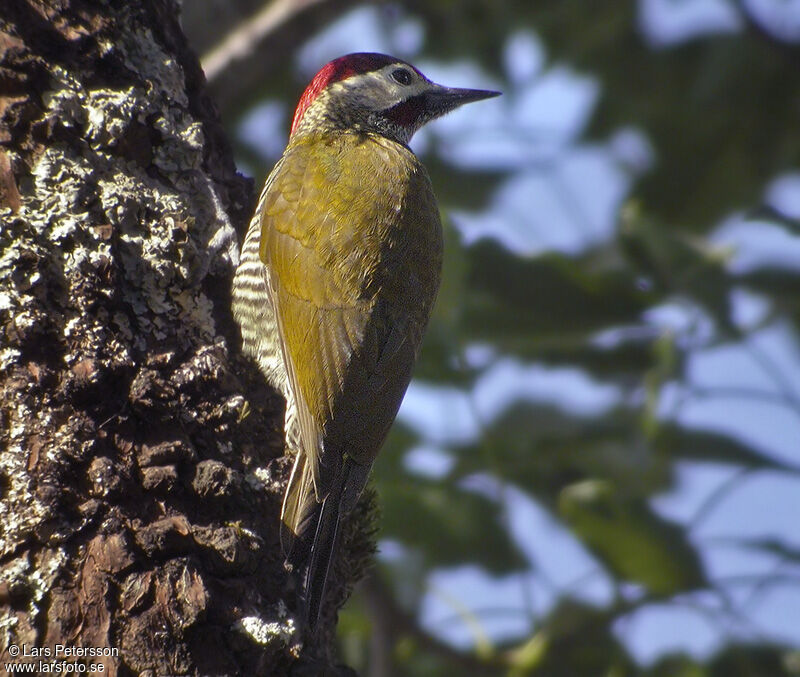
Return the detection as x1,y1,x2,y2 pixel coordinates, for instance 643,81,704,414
237,0,800,666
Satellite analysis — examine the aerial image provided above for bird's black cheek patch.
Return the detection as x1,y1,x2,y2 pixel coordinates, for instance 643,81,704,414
383,95,426,127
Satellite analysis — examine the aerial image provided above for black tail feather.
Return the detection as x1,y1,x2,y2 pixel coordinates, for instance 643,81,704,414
283,457,356,634
302,479,345,633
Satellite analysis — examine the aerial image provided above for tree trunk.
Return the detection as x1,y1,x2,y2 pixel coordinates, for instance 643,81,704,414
0,1,363,674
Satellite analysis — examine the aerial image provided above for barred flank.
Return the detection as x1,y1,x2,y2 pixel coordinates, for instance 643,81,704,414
231,180,299,451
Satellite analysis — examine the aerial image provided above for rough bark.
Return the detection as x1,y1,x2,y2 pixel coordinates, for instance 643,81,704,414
0,1,371,674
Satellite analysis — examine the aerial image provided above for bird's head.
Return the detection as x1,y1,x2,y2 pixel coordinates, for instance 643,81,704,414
290,52,500,145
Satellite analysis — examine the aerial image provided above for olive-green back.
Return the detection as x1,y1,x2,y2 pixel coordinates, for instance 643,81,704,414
260,131,443,498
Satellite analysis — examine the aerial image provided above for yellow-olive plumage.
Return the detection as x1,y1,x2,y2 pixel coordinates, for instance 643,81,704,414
232,52,498,632
264,128,441,500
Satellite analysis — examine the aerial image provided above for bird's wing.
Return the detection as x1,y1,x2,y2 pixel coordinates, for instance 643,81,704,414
260,133,441,504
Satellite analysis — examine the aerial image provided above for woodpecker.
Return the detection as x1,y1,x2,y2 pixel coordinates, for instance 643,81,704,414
232,53,498,631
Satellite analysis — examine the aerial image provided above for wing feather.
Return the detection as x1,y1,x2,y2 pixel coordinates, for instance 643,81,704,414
262,131,442,507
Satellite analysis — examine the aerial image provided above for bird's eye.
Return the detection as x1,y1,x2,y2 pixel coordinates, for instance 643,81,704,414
391,68,413,86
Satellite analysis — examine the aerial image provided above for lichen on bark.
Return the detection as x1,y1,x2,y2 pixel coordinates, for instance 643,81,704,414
0,2,376,674
0,1,297,674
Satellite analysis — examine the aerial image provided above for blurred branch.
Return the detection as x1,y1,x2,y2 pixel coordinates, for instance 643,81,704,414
743,337,800,415
715,572,800,588
202,0,321,83
742,561,800,612
689,386,800,415
361,570,504,676
688,385,799,406
196,0,362,121
689,467,751,534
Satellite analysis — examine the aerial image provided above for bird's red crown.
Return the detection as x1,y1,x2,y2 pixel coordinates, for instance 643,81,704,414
290,53,420,135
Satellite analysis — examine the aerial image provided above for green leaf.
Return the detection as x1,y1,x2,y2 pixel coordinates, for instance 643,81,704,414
506,599,635,677
559,479,707,595
379,476,527,573
464,241,654,340
655,424,800,472
451,403,674,504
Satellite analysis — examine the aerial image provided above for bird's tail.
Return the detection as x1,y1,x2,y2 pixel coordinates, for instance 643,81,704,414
280,453,350,633
303,466,348,632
